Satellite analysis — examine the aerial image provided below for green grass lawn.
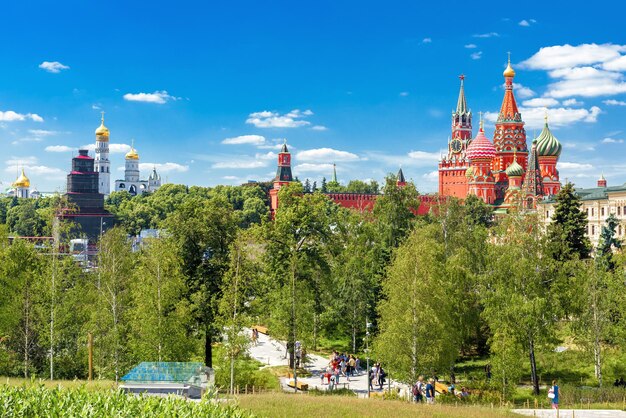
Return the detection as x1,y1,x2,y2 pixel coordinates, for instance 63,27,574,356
1,376,117,391
236,393,519,418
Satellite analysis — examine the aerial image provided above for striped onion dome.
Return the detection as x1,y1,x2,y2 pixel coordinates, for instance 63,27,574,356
535,118,561,157
466,127,496,161
505,156,524,177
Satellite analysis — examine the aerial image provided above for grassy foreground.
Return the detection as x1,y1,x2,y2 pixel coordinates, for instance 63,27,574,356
236,393,519,418
2,376,116,390
0,385,250,417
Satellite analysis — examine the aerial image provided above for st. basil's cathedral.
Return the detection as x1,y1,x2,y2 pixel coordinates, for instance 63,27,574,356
438,56,562,211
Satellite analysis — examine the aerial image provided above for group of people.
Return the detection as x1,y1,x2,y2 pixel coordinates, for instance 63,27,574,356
411,376,471,404
321,351,360,389
368,363,387,391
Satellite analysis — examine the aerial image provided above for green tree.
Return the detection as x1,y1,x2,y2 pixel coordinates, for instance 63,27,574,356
374,224,458,384
164,195,238,368
596,213,622,271
547,182,591,261
0,239,45,377
128,237,194,364
481,213,557,396
261,183,337,379
87,227,135,381
372,175,419,250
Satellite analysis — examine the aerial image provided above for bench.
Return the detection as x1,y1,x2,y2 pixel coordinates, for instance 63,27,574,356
253,325,269,335
287,380,308,391
332,382,349,390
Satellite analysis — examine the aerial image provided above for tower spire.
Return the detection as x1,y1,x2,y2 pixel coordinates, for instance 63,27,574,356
332,163,337,183
456,74,468,114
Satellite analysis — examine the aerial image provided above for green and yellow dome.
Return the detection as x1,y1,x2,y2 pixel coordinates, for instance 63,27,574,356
505,156,524,177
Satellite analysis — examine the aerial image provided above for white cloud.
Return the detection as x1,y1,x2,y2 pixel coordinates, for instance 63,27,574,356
293,163,335,173
513,83,536,99
296,148,359,162
212,161,267,169
255,152,277,160
311,125,328,131
603,99,626,106
422,38,432,44
422,170,439,182
138,162,189,173
6,156,38,166
521,44,626,99
123,90,179,104
519,20,530,27
408,150,440,162
473,32,499,38
601,137,624,144
0,111,44,122
521,44,626,71
29,129,59,136
246,109,313,128
563,98,584,106
45,145,74,152
558,162,593,170
38,61,70,73
522,98,559,107
222,134,266,145
485,106,601,129
5,156,64,177
464,44,477,49
81,143,131,153
471,51,483,60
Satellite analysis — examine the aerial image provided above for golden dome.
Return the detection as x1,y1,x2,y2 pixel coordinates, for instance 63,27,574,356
125,146,139,160
13,168,30,188
95,113,110,140
503,53,516,78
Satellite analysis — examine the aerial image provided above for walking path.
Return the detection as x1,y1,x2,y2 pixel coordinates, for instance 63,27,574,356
247,329,409,398
513,410,626,417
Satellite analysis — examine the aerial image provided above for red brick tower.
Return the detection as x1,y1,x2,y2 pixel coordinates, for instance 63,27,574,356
493,54,528,201
269,141,293,216
439,75,472,198
466,117,497,204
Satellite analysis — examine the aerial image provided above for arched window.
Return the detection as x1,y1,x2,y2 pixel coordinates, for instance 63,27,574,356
119,183,125,189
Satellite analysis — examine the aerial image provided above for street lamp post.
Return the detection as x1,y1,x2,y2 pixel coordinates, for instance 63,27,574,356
366,319,372,398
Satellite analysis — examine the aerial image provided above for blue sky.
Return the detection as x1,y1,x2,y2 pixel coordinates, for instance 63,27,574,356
1,0,626,193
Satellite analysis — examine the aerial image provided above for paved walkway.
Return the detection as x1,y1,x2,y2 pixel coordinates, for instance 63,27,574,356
513,409,626,417
247,329,409,397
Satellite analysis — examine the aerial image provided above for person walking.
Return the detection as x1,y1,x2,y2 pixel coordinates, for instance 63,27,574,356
412,375,425,403
548,379,559,410
378,364,386,390
425,378,435,404
369,364,377,391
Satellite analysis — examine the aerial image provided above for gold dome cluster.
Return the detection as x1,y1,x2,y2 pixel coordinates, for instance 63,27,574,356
13,168,30,188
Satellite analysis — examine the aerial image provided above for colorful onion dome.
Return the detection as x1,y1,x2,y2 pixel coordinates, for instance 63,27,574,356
465,166,474,178
466,119,496,161
13,168,30,188
95,113,110,139
505,154,524,177
535,116,562,157
503,53,515,78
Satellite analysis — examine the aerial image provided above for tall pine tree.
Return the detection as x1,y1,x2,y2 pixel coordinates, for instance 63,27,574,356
547,182,591,261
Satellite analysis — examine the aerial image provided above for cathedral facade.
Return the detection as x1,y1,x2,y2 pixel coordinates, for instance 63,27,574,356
114,142,161,196
438,56,562,210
